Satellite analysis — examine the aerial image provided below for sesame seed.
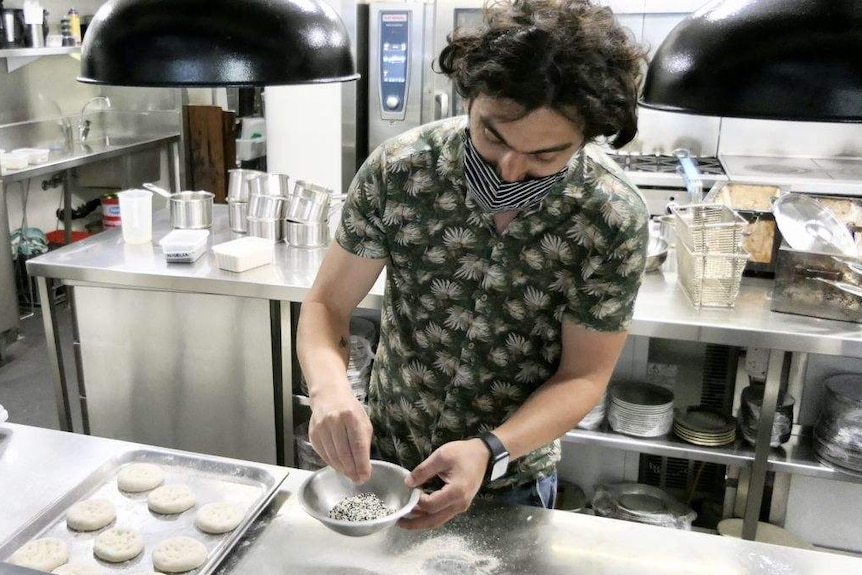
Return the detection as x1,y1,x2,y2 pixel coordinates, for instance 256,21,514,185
329,493,394,522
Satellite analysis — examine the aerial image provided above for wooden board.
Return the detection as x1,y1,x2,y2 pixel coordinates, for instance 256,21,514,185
183,105,237,203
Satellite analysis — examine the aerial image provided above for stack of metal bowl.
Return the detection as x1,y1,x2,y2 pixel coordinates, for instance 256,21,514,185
577,388,607,431
284,180,334,248
591,483,696,530
814,374,862,474
227,169,266,233
738,385,794,447
248,173,291,241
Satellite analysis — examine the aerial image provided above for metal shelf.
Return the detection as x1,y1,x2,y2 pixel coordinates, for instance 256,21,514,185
564,427,862,485
0,47,80,73
563,426,757,467
769,433,862,485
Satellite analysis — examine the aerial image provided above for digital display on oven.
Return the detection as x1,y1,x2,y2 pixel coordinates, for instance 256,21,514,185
380,11,410,114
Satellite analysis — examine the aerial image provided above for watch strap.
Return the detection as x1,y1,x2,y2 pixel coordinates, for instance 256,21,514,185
478,432,508,482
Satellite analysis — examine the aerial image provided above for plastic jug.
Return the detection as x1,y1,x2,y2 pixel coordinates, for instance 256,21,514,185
118,189,153,244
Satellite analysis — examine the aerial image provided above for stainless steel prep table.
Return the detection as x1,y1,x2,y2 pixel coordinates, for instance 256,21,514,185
2,423,861,574
25,204,862,541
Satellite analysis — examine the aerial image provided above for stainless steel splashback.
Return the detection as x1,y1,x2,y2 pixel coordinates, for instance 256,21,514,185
0,56,100,126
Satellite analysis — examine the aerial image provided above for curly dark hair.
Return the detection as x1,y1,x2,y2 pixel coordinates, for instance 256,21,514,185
437,0,647,148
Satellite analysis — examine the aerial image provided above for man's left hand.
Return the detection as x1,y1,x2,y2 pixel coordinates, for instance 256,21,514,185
398,438,488,530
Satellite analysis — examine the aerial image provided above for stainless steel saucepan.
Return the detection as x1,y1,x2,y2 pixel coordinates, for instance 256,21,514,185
144,183,214,229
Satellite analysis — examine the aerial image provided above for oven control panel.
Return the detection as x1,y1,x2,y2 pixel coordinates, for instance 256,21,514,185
378,11,410,120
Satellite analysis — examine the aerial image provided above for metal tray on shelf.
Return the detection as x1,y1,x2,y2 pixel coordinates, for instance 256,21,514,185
0,448,288,574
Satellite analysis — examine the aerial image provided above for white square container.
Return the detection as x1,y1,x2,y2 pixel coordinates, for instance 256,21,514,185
0,151,30,170
14,148,51,164
158,229,210,263
212,237,274,272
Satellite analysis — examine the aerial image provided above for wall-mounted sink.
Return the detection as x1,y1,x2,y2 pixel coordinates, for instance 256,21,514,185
0,111,180,181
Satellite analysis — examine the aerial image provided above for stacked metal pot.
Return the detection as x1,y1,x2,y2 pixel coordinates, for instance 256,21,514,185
227,169,264,234
227,169,335,248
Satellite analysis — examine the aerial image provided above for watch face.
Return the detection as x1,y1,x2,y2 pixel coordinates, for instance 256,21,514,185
490,455,509,481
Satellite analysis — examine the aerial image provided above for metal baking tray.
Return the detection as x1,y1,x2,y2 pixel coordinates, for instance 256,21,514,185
0,448,288,574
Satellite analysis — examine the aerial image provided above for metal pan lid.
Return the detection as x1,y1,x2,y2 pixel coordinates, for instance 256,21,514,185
773,193,857,256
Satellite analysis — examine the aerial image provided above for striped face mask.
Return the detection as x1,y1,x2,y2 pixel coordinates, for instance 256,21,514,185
463,129,568,214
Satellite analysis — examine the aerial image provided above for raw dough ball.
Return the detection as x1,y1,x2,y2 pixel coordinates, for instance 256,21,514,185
66,499,116,531
53,562,103,575
9,537,69,571
147,484,196,515
151,537,208,573
118,463,165,493
195,502,243,534
93,527,145,563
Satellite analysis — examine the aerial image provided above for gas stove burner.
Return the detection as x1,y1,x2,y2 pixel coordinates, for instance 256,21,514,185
746,163,812,175
605,152,725,176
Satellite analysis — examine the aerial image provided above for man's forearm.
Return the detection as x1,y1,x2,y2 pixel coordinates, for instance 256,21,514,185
296,300,353,403
493,374,607,460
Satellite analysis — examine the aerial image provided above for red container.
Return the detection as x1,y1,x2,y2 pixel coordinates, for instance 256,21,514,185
101,193,121,228
46,230,89,248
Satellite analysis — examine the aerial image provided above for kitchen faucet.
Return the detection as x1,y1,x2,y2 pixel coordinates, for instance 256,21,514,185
79,97,112,143
673,148,703,205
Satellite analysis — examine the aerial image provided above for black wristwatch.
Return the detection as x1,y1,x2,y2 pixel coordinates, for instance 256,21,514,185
478,432,510,482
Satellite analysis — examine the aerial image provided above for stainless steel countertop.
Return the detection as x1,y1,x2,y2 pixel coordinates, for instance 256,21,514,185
1,423,860,574
26,204,862,357
0,133,179,183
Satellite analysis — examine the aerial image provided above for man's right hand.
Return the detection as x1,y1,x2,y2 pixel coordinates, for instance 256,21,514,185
308,389,373,483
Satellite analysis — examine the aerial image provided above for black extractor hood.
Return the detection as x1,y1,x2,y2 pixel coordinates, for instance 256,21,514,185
78,0,358,87
641,0,862,122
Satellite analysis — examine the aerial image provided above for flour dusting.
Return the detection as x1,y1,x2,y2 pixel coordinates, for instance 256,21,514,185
391,535,502,575
745,552,794,575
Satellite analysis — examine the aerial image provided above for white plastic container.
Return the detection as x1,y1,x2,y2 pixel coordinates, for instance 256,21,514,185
158,229,210,263
236,137,267,161
14,147,50,164
0,151,30,170
117,189,153,244
240,117,266,140
212,237,274,272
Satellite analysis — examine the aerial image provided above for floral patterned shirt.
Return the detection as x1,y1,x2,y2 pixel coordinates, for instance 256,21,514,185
336,117,649,491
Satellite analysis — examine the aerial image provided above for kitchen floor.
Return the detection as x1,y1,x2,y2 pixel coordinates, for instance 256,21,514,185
0,302,78,430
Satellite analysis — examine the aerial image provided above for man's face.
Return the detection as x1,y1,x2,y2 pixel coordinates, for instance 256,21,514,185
467,94,585,183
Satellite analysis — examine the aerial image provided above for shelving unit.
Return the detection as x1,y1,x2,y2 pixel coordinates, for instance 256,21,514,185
564,427,756,468
769,433,862,485
565,426,862,486
0,47,80,73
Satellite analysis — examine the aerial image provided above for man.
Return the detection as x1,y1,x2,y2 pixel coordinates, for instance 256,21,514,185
297,0,649,530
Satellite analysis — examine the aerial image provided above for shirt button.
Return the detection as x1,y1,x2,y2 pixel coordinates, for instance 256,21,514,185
468,343,475,349
497,242,504,249
481,295,487,301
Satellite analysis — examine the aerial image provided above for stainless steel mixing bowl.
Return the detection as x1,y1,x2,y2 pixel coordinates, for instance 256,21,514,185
645,236,669,272
298,460,421,537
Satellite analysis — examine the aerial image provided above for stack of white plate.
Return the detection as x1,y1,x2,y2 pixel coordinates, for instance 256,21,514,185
577,389,608,431
608,383,674,437
814,374,862,474
673,407,736,447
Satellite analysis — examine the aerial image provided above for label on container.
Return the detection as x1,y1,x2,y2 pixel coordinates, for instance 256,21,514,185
101,194,122,228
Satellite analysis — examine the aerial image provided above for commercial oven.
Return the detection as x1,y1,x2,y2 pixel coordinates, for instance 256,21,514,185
367,0,483,152
365,0,708,155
